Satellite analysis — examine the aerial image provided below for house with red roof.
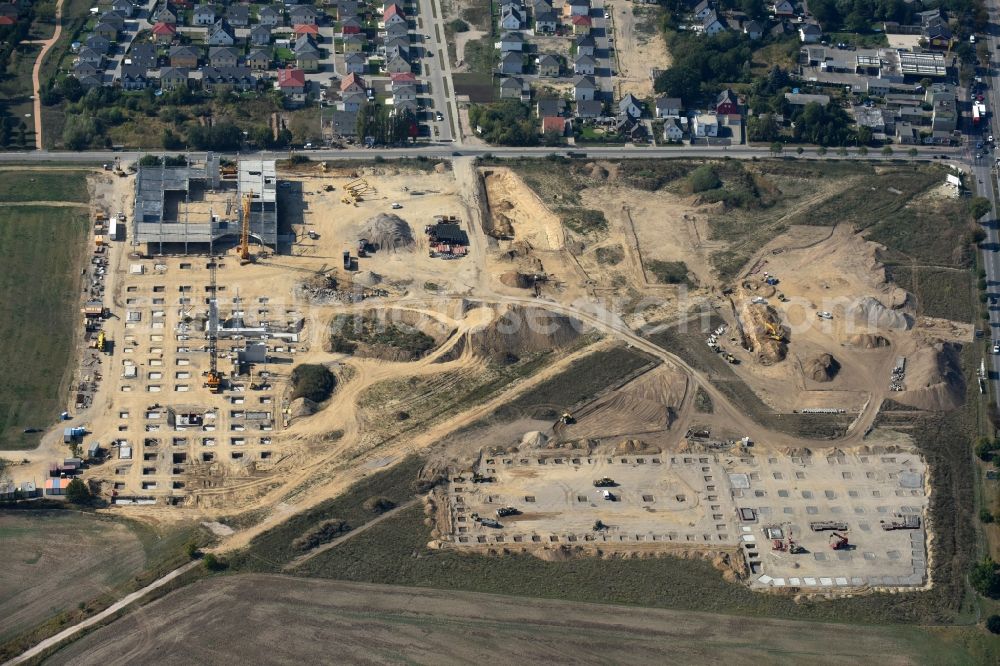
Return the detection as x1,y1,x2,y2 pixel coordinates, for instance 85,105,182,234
383,3,406,27
541,116,567,136
390,71,416,84
277,66,306,95
294,23,319,37
341,72,365,94
151,21,177,44
571,14,591,35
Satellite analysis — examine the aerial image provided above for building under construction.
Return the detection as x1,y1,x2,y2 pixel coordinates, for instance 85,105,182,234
132,156,279,254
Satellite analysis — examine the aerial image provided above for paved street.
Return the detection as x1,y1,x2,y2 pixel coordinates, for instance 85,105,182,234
417,0,459,143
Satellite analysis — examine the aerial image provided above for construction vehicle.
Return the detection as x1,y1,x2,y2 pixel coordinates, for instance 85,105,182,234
829,532,850,550
764,321,784,342
560,412,575,425
324,185,335,192
307,230,319,240
92,330,106,352
203,261,223,393
238,191,253,265
810,520,848,532
472,471,494,483
786,526,806,554
220,165,238,179
593,477,616,487
722,351,738,364
343,251,352,271
496,506,519,517
480,518,503,529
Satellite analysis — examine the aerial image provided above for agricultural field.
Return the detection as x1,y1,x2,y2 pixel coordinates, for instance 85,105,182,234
43,574,998,666
0,194,88,449
0,511,146,644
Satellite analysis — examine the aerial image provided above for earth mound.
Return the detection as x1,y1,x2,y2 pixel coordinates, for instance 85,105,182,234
847,297,912,332
805,353,840,382
894,342,965,411
355,214,415,253
845,333,890,349
467,304,586,359
289,397,318,419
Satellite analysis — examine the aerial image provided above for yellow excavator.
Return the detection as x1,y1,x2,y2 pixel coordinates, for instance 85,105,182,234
764,321,785,342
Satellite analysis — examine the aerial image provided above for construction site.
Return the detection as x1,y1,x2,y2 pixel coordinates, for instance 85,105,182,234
8,155,978,603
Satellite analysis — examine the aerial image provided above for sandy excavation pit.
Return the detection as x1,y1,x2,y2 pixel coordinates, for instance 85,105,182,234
441,446,929,590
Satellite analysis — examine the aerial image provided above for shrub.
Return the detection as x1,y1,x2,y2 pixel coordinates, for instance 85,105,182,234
65,479,92,505
203,553,226,571
688,165,720,193
449,18,470,32
970,557,1000,598
292,519,350,551
290,364,336,402
980,508,995,524
986,614,1000,634
647,260,691,285
363,496,397,514
968,197,992,221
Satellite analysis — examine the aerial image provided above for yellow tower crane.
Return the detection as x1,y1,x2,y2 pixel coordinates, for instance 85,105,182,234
239,190,253,265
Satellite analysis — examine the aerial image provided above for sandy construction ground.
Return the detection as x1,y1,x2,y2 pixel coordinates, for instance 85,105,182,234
608,0,671,99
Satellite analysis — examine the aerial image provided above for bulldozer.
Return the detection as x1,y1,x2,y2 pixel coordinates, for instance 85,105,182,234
722,351,738,364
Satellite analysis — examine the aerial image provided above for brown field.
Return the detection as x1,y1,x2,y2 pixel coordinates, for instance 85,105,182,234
42,575,972,665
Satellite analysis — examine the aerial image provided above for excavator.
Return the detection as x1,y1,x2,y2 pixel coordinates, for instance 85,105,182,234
239,190,253,265
830,532,850,550
764,321,785,343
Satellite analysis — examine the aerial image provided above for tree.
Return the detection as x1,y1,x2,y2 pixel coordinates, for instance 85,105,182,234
817,146,828,156
987,615,1000,634
202,553,226,571
290,364,336,402
653,65,701,103
858,145,869,156
908,147,918,158
747,113,779,142
770,142,783,156
688,164,720,192
970,557,1000,598
162,129,184,150
968,197,992,221
65,478,92,505
881,145,893,157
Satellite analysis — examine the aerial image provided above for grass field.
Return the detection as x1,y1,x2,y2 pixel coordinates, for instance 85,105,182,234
0,203,88,449
0,170,90,202
0,511,146,644
43,575,1000,665
888,265,976,323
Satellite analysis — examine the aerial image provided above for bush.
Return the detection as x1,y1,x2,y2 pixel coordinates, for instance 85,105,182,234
974,437,998,461
448,18,469,32
970,557,1000,598
980,508,995,524
291,519,350,551
363,496,397,514
65,478,92,505
986,614,1000,634
203,553,226,571
647,260,691,285
688,165,720,193
969,197,992,221
290,364,336,402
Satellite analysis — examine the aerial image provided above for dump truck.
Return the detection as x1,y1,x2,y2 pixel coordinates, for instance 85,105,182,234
593,477,616,487
809,521,848,532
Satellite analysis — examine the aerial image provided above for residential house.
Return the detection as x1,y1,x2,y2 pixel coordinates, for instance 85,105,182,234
101,11,126,31
209,46,240,68
153,6,176,24
128,43,157,69
932,98,957,132
393,83,416,103
798,22,821,43
342,33,365,53
76,47,104,67
277,66,307,95
576,98,603,118
294,23,320,37
499,76,526,100
75,70,103,89
259,5,282,27
573,74,597,101
533,0,554,14
384,35,410,60
573,54,596,75
341,72,366,95
86,35,111,55
385,53,411,74
535,9,557,32
382,3,406,27
743,19,763,40
159,66,190,90
701,11,725,35
111,0,134,18
93,21,119,41
500,6,524,30
692,0,712,20
564,0,589,17
73,61,100,81
193,4,216,25
895,121,919,145
207,19,236,46
693,113,718,137
572,14,592,35
715,89,738,114
344,51,366,74
575,34,596,57
499,50,523,74
618,93,642,119
663,118,684,141
151,21,176,44
329,109,358,137
384,21,408,39
340,16,362,34
541,115,567,136
201,66,255,91
771,0,794,17
341,90,366,112
250,24,271,46
537,98,567,117
336,1,359,21
499,32,524,52
0,4,16,25
295,35,321,71
616,117,648,143
393,97,417,116
170,45,200,68
536,53,560,77
247,48,271,71
924,16,952,49
654,95,682,118
227,4,250,27
289,5,319,25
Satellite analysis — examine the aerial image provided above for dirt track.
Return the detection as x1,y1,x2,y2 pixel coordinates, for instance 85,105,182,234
42,575,943,665
31,0,64,149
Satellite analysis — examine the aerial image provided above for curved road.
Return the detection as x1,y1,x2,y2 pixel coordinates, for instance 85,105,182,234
30,0,65,150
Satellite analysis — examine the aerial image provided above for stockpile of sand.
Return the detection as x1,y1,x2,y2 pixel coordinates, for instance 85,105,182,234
805,353,840,382
520,431,549,448
500,271,534,288
894,342,965,411
355,214,415,253
845,334,890,349
466,304,586,359
847,297,912,332
289,397,318,419
353,270,383,287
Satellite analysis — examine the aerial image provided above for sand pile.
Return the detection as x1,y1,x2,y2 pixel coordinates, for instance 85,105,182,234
500,271,534,288
289,397,318,419
894,342,965,411
847,297,912,332
520,431,549,448
466,304,586,359
845,333,890,349
356,214,415,253
805,353,840,382
353,270,383,287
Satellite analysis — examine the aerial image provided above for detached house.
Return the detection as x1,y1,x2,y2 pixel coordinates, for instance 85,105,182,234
209,46,240,68
573,54,595,75
573,74,597,101
120,64,149,90
342,33,365,53
771,0,795,17
499,50,523,74
798,22,821,43
693,113,718,137
86,35,111,55
692,0,713,20
564,0,589,17
500,6,524,30
277,66,307,95
247,48,271,71
663,118,684,141
576,99,603,119
575,34,596,57
153,6,176,24
111,0,134,18
384,52,411,74
259,5,282,27
201,66,255,92
169,45,199,68
294,35,321,71
499,76,526,100
192,4,216,26
341,72,365,95
93,21,119,41
701,11,726,35
344,51,366,75
227,4,250,27
289,5,318,25
128,43,158,69
207,19,236,46
382,3,406,27
159,66,190,91
618,93,642,119
76,47,104,67
151,21,177,44
715,88,738,114
571,14,592,35
499,32,524,52
654,96,682,118
536,53,559,77
340,16,362,34
535,10,557,32
250,24,271,46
